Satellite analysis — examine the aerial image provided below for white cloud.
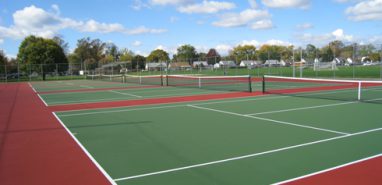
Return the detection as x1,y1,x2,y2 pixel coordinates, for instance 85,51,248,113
332,29,353,41
126,26,167,34
368,35,382,44
51,4,60,14
177,1,235,14
212,9,271,27
239,40,261,47
170,16,179,23
0,38,3,44
264,39,292,46
250,20,273,30
215,44,233,55
248,0,258,8
131,0,151,10
132,41,142,47
0,5,166,41
296,28,354,46
334,0,363,3
346,0,382,21
262,0,311,9
134,50,149,57
296,23,313,30
78,20,125,33
150,0,195,6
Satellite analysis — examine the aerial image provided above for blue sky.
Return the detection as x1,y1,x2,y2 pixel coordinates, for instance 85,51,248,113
0,0,381,58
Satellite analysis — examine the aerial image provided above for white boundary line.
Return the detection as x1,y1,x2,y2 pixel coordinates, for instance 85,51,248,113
37,94,48,107
113,127,382,182
80,85,95,89
273,153,382,185
59,104,186,117
47,91,219,105
264,75,382,84
109,90,143,98
28,82,37,93
188,105,349,135
52,113,117,185
247,101,357,116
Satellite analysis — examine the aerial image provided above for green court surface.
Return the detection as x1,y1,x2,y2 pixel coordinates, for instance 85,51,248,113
40,86,244,106
55,95,382,185
31,79,146,92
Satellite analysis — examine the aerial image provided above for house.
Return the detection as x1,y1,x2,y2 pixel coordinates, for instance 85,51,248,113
239,60,260,69
145,62,167,71
168,62,192,70
219,61,236,68
264,60,280,67
193,61,208,68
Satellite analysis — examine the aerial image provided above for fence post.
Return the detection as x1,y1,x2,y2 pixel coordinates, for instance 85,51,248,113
4,64,7,83
29,64,31,81
17,60,20,81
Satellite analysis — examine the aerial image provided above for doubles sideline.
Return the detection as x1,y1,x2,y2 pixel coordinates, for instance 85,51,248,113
113,127,382,182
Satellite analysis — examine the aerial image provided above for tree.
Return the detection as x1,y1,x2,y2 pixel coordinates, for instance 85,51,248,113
206,48,221,65
53,36,69,55
176,44,197,64
320,46,334,62
257,45,286,62
73,37,106,70
147,49,169,62
119,48,134,61
0,50,7,66
358,44,375,57
17,35,68,76
229,45,256,63
369,52,381,62
133,55,146,70
197,52,207,61
329,40,344,58
305,44,318,62
105,42,119,62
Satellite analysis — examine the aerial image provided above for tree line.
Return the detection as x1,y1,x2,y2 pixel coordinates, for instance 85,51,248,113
1,35,381,71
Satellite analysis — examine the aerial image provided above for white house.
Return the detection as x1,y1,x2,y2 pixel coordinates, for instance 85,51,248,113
145,62,167,71
219,61,236,68
239,60,260,69
193,61,208,67
264,60,280,67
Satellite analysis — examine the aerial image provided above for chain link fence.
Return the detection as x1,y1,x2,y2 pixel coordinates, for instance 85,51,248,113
1,61,382,83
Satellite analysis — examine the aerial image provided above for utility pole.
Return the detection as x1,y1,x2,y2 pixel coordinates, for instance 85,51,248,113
292,46,295,78
300,47,303,78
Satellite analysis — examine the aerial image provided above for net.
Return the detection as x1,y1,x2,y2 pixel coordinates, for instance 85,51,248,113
166,75,253,92
262,75,382,103
313,61,337,71
125,75,163,86
86,74,124,83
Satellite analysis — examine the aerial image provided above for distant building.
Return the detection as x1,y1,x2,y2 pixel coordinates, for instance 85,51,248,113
264,60,280,67
219,61,236,68
145,62,167,71
239,60,260,69
169,62,192,70
193,61,208,67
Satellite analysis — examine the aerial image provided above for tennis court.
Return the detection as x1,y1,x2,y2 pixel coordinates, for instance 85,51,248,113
35,75,382,185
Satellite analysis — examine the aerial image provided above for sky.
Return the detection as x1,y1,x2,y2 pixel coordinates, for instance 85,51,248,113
0,0,381,58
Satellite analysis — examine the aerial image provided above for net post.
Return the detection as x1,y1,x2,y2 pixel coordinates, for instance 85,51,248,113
198,77,201,88
262,75,265,93
358,81,361,101
166,75,168,86
248,75,252,93
160,75,163,86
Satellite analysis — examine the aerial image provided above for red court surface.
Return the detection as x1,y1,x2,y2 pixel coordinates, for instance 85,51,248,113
284,155,382,185
0,83,112,185
0,82,380,185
